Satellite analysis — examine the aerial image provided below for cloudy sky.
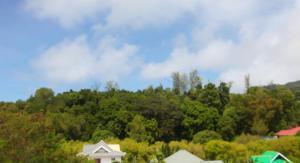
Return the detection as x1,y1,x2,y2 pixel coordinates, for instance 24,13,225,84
1,0,300,101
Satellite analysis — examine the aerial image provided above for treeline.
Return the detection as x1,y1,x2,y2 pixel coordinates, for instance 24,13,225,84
0,71,300,162
102,136,300,163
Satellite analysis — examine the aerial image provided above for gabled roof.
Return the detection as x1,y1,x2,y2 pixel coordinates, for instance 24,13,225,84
276,126,300,136
164,150,223,163
80,140,125,159
164,150,204,163
108,144,121,151
251,151,292,163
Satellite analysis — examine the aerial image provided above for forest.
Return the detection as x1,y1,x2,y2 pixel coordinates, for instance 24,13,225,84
0,71,300,162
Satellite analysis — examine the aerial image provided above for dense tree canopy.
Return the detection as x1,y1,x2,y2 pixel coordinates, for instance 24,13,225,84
0,71,299,162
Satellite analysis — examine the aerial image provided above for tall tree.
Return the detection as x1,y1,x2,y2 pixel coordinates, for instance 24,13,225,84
218,82,230,113
171,72,188,95
199,83,221,110
25,88,54,113
218,115,236,140
244,74,251,93
105,81,119,92
172,72,181,95
189,70,202,91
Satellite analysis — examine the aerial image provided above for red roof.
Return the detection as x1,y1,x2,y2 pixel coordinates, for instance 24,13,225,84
276,127,300,136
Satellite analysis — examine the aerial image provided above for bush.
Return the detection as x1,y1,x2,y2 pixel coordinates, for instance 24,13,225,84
234,133,260,144
193,130,222,144
205,140,249,162
90,129,115,143
168,140,205,159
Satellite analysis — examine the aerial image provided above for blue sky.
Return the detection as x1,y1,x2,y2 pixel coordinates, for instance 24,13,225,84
1,0,300,101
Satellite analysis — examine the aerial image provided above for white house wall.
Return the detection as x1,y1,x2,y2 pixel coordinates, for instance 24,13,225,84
115,157,122,162
98,156,122,163
100,157,111,163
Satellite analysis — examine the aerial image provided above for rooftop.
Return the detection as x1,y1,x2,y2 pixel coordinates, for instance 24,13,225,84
164,150,223,163
251,151,292,163
79,140,125,159
276,126,300,136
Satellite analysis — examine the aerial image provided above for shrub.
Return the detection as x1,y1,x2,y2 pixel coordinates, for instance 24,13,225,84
193,130,222,144
90,129,115,143
234,133,260,144
205,140,249,162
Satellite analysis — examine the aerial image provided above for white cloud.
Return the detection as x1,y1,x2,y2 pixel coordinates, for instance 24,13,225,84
196,0,262,22
24,0,268,29
220,1,300,91
142,1,300,92
24,0,109,27
25,0,199,28
25,0,300,92
32,36,139,83
142,40,234,79
103,0,197,29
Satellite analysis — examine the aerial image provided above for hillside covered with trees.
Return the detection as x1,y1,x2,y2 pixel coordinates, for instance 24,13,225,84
1,71,300,162
265,80,300,100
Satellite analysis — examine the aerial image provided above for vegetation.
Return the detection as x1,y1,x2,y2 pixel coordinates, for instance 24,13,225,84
193,130,222,144
0,71,299,162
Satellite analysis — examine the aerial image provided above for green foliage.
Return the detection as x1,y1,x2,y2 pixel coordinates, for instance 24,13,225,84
136,95,184,141
59,137,300,163
1,76,300,162
167,140,205,159
119,138,153,163
103,139,205,163
234,133,260,144
126,115,158,143
60,140,85,154
217,114,236,140
193,130,222,144
199,83,221,109
12,81,298,141
25,88,54,113
181,99,220,139
218,82,230,113
269,137,300,158
204,136,300,163
46,112,87,140
0,138,9,162
91,129,115,143
205,140,250,162
0,111,86,162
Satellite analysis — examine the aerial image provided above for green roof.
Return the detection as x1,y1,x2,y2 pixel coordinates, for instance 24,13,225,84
251,151,292,163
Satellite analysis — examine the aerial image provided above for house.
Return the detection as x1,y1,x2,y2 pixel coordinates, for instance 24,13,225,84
251,151,292,163
79,140,126,163
276,126,300,137
164,150,223,163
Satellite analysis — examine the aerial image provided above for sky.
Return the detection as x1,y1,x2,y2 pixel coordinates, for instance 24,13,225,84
1,0,300,101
